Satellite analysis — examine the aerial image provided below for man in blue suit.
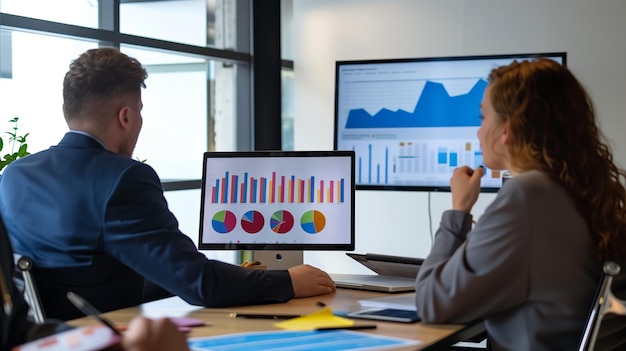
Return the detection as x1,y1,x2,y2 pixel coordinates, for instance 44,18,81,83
0,47,335,321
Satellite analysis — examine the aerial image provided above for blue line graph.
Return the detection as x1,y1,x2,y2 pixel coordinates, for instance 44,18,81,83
345,79,487,129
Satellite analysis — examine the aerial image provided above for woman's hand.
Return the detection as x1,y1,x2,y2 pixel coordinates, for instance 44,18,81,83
450,165,484,213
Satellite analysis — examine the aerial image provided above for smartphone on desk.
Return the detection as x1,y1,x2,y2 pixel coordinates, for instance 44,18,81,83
347,308,420,323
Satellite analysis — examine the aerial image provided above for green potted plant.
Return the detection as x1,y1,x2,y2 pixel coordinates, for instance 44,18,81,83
0,117,30,174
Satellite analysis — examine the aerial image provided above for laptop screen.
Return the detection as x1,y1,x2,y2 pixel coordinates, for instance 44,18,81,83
198,150,355,251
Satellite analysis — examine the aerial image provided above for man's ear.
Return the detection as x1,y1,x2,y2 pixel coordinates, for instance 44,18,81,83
118,106,130,128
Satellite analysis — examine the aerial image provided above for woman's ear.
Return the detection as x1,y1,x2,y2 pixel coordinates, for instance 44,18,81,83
501,120,511,145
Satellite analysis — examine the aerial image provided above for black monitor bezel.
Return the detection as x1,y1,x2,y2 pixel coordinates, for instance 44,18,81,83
198,150,356,251
333,52,567,193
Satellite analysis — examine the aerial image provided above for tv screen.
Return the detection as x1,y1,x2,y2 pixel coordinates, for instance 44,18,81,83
334,52,567,192
198,150,355,251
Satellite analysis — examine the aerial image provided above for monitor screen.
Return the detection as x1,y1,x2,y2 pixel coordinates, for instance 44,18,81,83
334,52,567,192
198,150,355,251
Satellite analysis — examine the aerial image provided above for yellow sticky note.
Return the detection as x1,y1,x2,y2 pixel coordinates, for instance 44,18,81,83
273,307,354,330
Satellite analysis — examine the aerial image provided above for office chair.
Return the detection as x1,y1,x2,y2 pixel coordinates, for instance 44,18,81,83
578,261,626,351
13,254,46,324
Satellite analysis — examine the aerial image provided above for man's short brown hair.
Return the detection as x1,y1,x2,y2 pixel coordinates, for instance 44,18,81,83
62,47,147,121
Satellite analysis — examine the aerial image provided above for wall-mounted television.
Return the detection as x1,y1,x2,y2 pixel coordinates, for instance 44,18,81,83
334,52,567,192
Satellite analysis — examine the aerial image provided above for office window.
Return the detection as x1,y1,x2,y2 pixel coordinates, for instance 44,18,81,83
0,0,257,265
0,35,239,181
280,0,293,61
120,45,239,179
0,0,98,28
281,68,294,151
0,1,248,173
280,0,294,151
0,30,96,151
121,0,237,49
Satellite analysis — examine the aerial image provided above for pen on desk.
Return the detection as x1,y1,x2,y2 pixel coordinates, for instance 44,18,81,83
230,313,301,320
315,324,378,331
66,291,122,336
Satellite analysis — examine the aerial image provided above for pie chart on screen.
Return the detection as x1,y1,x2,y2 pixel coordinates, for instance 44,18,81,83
241,210,264,234
212,210,236,233
270,210,294,234
301,210,326,234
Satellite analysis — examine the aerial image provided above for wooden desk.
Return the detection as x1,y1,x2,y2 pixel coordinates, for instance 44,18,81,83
69,289,484,350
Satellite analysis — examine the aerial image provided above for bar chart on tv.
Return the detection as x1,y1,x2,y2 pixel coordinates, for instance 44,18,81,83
209,171,346,205
335,61,504,189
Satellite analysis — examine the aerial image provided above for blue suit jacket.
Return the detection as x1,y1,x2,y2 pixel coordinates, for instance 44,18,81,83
0,132,293,320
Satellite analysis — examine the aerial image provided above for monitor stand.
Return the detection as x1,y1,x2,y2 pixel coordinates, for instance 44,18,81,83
252,251,303,270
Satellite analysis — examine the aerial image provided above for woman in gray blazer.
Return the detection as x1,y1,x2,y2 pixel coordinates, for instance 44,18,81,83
415,58,626,350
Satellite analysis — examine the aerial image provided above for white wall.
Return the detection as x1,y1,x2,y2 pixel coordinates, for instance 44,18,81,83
293,0,626,274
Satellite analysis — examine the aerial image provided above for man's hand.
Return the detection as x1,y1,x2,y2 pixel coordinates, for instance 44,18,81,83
288,264,336,297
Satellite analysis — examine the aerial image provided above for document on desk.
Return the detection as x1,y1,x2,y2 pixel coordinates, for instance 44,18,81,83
12,325,120,351
188,330,421,351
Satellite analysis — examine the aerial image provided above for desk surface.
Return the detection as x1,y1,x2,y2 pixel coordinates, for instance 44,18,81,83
69,289,484,351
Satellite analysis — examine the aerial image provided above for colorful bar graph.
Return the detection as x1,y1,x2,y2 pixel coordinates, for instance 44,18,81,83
211,170,345,204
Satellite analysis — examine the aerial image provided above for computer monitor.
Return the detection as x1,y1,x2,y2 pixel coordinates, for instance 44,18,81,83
198,150,355,269
334,52,567,192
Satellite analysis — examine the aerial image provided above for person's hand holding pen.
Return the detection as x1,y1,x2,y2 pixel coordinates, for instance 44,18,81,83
66,292,190,351
121,316,190,351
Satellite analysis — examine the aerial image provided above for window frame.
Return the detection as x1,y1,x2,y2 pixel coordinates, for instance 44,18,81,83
0,0,292,192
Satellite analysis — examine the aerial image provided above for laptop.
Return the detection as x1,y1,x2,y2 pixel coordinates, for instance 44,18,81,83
330,253,423,293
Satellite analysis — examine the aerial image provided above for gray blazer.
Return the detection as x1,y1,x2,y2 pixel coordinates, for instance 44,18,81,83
416,170,600,351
